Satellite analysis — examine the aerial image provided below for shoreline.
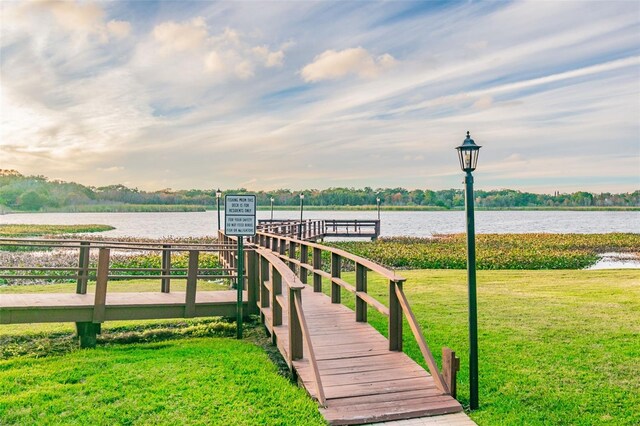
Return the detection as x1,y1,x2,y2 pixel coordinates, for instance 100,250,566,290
2,206,639,214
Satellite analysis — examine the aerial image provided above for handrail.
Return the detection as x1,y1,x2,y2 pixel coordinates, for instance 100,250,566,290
0,239,236,288
254,229,455,395
254,246,326,407
394,282,449,393
256,230,403,281
218,230,326,406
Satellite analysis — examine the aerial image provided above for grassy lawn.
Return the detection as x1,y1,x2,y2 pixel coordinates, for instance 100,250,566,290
329,269,639,425
1,271,638,424
0,337,325,425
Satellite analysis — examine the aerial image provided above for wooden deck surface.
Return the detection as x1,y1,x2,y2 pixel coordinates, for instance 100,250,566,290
262,285,462,425
0,290,245,324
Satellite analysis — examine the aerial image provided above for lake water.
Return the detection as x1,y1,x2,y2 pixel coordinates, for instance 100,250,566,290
0,210,638,239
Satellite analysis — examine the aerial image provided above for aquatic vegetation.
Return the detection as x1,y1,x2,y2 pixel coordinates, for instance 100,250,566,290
0,224,114,237
330,233,640,270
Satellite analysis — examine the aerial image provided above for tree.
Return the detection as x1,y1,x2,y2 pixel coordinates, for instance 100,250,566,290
18,191,46,211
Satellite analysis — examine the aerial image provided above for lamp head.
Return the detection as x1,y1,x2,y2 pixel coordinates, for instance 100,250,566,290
455,131,481,172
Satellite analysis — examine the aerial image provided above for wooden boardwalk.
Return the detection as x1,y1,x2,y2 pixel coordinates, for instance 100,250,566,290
1,235,464,424
262,280,462,425
0,291,244,324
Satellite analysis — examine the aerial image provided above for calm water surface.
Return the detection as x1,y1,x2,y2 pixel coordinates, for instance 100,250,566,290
0,210,638,238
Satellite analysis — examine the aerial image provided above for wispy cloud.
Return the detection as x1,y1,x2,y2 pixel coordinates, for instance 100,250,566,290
0,0,638,192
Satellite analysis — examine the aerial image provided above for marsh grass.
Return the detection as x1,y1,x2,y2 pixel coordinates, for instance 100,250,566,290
0,224,115,237
330,233,640,270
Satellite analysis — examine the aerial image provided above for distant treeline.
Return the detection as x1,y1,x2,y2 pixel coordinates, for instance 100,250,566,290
0,169,638,212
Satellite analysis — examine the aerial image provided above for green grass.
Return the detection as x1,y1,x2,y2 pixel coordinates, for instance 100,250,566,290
2,271,638,424
0,337,325,425
0,224,115,237
330,233,640,269
327,269,639,425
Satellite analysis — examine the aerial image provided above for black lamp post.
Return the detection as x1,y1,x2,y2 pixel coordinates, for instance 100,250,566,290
216,188,222,231
376,196,381,221
456,131,481,410
270,197,275,221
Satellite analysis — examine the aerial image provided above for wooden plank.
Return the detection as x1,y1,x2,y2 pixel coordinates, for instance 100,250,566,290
92,248,110,323
321,398,462,425
321,377,439,399
324,388,456,407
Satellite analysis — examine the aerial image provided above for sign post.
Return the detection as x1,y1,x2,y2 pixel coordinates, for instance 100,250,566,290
224,195,256,339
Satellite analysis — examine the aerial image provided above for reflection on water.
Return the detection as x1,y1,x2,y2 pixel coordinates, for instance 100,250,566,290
587,253,640,270
0,210,638,239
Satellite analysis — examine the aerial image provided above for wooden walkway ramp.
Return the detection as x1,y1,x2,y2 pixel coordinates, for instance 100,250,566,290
222,230,464,425
266,287,462,424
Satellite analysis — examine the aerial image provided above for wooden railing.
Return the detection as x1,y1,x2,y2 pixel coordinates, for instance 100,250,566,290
258,219,380,240
258,219,325,240
323,219,380,239
217,230,326,406
0,238,238,289
0,238,249,347
254,230,457,396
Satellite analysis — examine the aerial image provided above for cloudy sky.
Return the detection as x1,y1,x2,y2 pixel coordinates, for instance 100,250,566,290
1,1,639,193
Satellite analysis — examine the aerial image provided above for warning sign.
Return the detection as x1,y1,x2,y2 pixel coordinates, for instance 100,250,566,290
225,195,256,236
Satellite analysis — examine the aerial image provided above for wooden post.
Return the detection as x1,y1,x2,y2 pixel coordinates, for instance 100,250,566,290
355,263,367,322
331,253,341,304
247,249,258,315
76,241,90,294
289,288,303,361
389,280,403,351
278,238,286,256
261,256,270,310
272,266,282,327
161,244,171,293
299,244,308,284
76,322,100,348
92,248,110,324
442,347,460,397
313,247,322,292
288,240,296,272
185,250,198,318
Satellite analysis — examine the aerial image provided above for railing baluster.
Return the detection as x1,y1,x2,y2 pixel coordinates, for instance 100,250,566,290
185,250,199,318
247,249,258,315
76,241,90,294
355,263,367,322
389,280,403,351
300,244,308,284
288,240,296,271
289,287,303,361
161,244,171,293
272,266,282,327
331,253,341,304
313,247,322,292
93,247,110,324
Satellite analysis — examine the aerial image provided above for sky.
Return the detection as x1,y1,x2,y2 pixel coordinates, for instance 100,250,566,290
1,0,639,193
